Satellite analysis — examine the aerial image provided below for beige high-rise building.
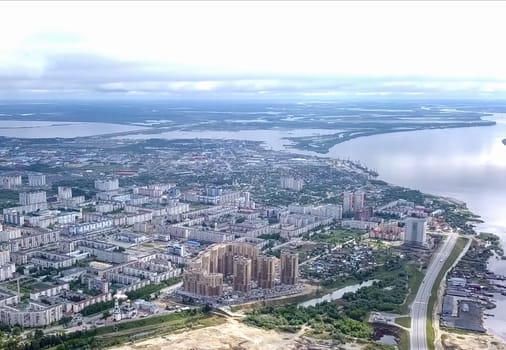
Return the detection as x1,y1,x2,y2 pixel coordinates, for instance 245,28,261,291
280,251,299,285
257,255,277,289
183,271,223,297
224,242,259,276
183,242,277,297
233,256,252,293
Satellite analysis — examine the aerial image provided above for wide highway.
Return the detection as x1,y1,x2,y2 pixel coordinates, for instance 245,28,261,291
410,231,458,350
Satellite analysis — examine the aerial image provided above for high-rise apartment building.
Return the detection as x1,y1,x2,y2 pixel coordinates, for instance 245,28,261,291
404,217,427,246
280,251,299,285
28,174,46,187
343,191,365,213
257,255,277,289
19,191,47,205
343,191,354,213
58,186,73,200
182,271,223,297
94,179,119,192
353,191,365,211
233,256,252,293
0,175,22,189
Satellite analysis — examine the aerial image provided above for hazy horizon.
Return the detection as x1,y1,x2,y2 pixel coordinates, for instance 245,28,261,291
2,1,506,100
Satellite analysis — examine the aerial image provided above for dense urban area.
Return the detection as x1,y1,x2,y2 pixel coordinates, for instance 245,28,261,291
0,135,502,350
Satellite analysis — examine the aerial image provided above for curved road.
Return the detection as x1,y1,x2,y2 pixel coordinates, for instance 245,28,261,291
410,232,458,350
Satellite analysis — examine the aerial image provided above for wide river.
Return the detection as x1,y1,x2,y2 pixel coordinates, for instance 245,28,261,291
325,113,506,340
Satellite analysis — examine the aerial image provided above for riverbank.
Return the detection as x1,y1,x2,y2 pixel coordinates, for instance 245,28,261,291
286,121,496,154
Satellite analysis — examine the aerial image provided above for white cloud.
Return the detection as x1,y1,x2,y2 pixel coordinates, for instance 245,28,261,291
1,0,506,97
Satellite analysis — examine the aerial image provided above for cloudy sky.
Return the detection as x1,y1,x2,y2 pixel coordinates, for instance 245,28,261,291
1,0,506,99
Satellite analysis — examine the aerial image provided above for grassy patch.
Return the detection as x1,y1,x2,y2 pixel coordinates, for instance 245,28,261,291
398,328,410,350
426,237,468,350
399,265,425,314
395,317,411,328
0,189,19,211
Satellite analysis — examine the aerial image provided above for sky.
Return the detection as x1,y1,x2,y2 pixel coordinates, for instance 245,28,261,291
1,0,506,99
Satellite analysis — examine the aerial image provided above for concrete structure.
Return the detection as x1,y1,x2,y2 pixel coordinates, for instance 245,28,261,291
0,290,19,307
29,283,70,301
353,191,365,211
94,178,119,192
31,251,77,269
280,176,304,191
167,242,186,257
280,251,299,285
0,175,22,189
182,271,223,297
404,217,427,246
343,191,353,213
58,186,73,200
288,204,343,220
76,240,129,264
0,251,15,282
342,219,377,230
0,302,63,327
182,242,287,297
115,231,148,244
68,219,114,236
19,191,47,205
10,230,60,252
369,221,403,241
2,210,24,226
0,226,21,241
28,174,46,187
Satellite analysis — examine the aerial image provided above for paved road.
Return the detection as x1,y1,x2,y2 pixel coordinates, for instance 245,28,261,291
410,232,458,350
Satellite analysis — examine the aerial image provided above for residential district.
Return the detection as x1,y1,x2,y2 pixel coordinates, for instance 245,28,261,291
0,136,501,350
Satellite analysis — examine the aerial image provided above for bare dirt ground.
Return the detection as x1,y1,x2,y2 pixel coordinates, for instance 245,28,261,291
110,318,307,350
441,331,506,350
109,318,370,350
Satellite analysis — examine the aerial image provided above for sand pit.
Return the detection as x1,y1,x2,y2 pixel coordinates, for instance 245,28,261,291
110,318,305,350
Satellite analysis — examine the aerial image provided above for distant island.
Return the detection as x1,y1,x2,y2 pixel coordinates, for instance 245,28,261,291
503,138,506,146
